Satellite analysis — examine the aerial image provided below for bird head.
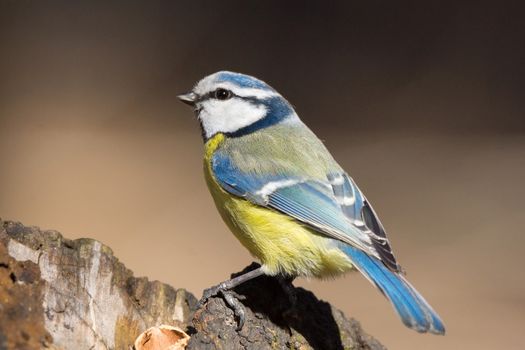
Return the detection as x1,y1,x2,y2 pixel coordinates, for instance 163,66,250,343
178,71,298,140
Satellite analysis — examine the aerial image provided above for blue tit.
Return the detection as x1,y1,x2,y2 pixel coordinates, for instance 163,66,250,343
178,71,445,334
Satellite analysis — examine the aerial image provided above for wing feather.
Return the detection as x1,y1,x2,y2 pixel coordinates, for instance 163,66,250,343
212,150,400,271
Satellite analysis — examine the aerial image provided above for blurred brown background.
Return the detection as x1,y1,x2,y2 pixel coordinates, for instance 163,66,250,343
1,1,524,349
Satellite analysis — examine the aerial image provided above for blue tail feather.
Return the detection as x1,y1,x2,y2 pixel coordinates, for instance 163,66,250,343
343,245,445,334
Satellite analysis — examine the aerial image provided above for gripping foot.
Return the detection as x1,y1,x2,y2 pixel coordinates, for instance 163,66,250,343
199,266,264,330
221,290,246,330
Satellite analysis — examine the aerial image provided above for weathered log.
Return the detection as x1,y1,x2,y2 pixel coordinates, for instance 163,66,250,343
0,220,197,349
0,219,385,349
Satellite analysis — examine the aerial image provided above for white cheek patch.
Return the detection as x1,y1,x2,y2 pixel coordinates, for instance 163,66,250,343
199,98,267,138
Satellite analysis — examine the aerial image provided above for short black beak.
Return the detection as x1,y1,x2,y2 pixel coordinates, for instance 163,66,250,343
177,92,197,106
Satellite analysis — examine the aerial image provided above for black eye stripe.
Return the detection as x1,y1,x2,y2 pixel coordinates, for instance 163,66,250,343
198,89,240,102
195,90,269,106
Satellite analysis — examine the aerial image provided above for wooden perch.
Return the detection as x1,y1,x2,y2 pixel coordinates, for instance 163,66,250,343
0,219,385,350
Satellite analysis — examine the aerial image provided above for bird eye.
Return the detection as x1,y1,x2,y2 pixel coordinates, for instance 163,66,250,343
214,88,233,100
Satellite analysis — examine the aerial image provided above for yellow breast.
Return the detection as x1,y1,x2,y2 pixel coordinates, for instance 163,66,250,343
203,133,353,277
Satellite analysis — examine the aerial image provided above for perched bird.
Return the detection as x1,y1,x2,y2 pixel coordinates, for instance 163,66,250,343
178,71,445,334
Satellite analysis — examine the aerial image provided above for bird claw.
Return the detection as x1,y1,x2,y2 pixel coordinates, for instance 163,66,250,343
200,284,247,330
199,266,264,330
220,290,246,330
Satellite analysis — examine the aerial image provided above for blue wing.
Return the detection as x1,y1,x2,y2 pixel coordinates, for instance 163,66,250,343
212,152,395,266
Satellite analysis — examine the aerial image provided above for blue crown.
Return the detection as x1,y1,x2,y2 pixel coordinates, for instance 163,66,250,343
216,71,273,91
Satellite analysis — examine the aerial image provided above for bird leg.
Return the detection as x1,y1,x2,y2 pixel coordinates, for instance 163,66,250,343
201,266,264,330
277,275,297,308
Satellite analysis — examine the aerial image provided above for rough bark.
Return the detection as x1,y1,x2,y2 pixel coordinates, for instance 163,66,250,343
0,219,385,350
189,263,385,350
0,220,197,350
